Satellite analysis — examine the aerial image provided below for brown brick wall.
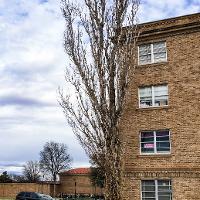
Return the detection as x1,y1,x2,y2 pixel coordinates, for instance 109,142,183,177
124,176,200,200
57,174,102,196
123,31,200,170
0,174,102,198
0,183,52,198
120,13,200,199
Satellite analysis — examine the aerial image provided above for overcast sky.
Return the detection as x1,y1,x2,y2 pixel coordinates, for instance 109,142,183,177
0,0,199,175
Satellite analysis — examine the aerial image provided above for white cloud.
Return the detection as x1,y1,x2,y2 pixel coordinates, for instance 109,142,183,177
138,0,200,23
0,0,89,174
0,0,199,174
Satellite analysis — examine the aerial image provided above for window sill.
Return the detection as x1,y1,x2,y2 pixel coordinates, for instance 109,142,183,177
137,61,168,67
137,154,171,158
136,106,171,111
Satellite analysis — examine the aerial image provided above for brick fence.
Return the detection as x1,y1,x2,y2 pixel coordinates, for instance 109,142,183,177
0,183,53,198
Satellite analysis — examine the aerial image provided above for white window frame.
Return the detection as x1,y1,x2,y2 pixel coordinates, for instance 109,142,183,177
140,130,171,155
141,180,172,200
138,41,167,65
138,85,168,108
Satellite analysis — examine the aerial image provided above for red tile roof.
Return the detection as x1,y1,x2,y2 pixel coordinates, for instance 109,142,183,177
60,167,91,175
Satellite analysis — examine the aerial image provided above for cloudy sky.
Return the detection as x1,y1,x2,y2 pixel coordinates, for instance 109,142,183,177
0,0,199,175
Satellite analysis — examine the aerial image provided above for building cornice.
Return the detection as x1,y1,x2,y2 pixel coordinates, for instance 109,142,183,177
139,12,200,30
126,168,200,178
137,12,200,42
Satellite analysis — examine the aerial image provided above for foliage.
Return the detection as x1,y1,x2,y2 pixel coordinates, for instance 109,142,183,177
0,171,12,183
90,167,104,189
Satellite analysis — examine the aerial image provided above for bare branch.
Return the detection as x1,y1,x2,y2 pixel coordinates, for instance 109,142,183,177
60,0,140,199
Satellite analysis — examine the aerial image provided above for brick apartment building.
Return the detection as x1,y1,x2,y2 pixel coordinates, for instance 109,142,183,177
121,13,200,200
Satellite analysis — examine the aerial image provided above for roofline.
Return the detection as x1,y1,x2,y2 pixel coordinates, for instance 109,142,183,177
135,12,200,41
59,167,92,175
138,12,200,27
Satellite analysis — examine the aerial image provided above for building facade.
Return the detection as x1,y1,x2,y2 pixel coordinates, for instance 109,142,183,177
121,13,200,200
58,167,102,196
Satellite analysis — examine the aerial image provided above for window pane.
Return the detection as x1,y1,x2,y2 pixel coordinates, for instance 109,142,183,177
139,87,152,107
31,193,39,198
140,55,151,64
156,130,169,142
156,136,169,141
140,97,153,107
141,144,155,153
154,85,168,106
140,87,152,97
142,185,155,191
153,42,165,51
142,180,155,186
154,52,167,62
158,196,172,200
156,131,170,152
153,42,166,62
158,180,172,200
154,85,168,96
141,131,154,142
142,192,155,198
139,44,151,64
158,180,171,187
142,181,156,200
25,193,31,197
156,130,169,137
139,44,151,55
156,142,170,153
141,132,155,153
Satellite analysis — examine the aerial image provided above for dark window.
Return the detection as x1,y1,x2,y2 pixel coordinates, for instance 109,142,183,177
141,130,170,154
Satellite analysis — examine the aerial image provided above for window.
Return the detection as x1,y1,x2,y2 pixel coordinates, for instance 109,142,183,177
141,180,172,200
140,130,170,154
31,193,39,199
24,192,31,198
139,85,168,108
139,41,167,65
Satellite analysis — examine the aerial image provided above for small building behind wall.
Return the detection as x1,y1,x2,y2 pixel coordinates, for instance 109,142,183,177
58,167,103,196
0,167,103,198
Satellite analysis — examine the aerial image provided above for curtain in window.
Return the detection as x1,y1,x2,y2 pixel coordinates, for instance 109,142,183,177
154,85,168,106
153,42,167,62
139,87,152,107
139,44,151,64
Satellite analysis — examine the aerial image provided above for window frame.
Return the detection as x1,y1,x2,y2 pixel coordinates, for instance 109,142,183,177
140,130,171,155
141,179,172,200
138,41,167,65
138,84,169,108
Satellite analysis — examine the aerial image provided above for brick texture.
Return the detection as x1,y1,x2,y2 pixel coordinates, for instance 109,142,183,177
57,173,102,196
0,183,52,198
120,13,200,199
0,168,102,198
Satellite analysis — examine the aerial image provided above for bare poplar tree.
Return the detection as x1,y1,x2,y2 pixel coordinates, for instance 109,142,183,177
60,0,139,199
23,161,41,182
